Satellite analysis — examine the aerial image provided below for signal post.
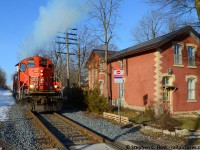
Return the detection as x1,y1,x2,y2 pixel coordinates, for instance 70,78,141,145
113,69,124,123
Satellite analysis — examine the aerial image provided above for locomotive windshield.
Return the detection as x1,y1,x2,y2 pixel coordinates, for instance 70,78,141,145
27,57,36,68
20,63,26,72
27,63,36,68
40,59,47,67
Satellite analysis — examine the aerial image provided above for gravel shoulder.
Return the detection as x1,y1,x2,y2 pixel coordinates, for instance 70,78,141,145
60,106,197,147
1,104,194,149
0,104,38,150
60,106,150,142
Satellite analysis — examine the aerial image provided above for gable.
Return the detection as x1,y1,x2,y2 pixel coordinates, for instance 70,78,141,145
190,31,200,43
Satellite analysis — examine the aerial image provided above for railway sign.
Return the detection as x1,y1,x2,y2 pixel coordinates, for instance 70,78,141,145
114,69,124,83
114,69,124,76
114,76,123,83
113,69,124,123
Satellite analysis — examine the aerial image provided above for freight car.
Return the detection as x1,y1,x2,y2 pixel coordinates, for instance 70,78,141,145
13,56,63,111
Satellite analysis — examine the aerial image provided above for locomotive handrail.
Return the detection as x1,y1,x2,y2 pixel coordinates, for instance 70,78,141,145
19,68,30,98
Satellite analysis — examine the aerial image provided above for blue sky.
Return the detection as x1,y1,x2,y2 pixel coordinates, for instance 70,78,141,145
0,0,152,85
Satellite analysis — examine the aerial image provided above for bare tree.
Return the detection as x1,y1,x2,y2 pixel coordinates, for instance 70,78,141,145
147,0,200,27
165,15,195,32
0,67,6,88
132,10,164,43
35,40,67,87
89,0,121,98
71,26,98,87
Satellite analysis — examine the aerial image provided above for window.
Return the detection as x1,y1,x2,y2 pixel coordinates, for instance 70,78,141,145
188,46,195,66
174,43,182,65
20,63,26,72
163,88,169,101
162,77,170,86
188,78,195,100
119,81,124,98
40,59,47,67
48,64,53,69
92,69,94,88
99,81,103,95
120,60,124,69
99,62,103,72
27,63,36,68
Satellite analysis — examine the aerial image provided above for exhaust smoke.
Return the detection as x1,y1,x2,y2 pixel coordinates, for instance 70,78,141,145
19,0,90,60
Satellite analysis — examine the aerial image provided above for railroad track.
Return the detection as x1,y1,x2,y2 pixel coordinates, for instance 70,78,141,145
27,111,66,149
29,111,126,149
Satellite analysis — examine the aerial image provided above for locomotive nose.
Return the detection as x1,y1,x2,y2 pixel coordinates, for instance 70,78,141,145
29,76,39,90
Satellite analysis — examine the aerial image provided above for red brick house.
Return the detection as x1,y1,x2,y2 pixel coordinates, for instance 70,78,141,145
86,49,117,94
87,26,200,114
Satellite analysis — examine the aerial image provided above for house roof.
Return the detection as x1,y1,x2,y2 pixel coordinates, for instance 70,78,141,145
86,49,117,66
108,26,200,62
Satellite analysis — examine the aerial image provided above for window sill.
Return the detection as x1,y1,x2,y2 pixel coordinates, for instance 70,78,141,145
187,66,197,69
163,100,169,102
174,64,184,67
187,100,197,103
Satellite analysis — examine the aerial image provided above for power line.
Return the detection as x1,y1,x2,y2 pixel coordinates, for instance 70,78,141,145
56,29,77,88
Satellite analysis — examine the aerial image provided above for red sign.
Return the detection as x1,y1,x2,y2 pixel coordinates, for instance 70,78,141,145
114,69,124,83
114,69,124,76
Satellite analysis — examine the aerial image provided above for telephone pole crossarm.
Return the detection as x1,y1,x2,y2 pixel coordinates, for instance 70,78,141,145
57,52,76,55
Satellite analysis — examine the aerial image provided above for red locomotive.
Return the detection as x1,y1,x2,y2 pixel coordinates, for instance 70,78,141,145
13,56,62,111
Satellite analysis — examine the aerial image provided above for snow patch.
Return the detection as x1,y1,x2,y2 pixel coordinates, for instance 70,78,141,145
0,106,10,121
0,90,15,121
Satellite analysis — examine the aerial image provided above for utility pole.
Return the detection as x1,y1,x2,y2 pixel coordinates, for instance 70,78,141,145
66,32,70,88
56,29,77,88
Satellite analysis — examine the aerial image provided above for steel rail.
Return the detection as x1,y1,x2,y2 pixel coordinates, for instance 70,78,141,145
30,111,127,149
54,113,127,150
54,112,105,143
28,111,67,149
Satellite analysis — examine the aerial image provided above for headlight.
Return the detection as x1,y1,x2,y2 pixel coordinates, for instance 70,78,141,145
54,85,58,88
30,84,34,89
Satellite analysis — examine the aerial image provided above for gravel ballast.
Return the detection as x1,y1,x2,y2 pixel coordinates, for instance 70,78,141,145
61,108,150,142
0,104,186,149
0,104,38,150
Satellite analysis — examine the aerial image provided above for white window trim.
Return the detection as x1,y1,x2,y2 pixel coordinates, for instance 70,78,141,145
173,64,184,68
186,43,197,67
185,75,197,102
99,80,104,95
173,42,184,66
99,59,104,74
119,60,124,69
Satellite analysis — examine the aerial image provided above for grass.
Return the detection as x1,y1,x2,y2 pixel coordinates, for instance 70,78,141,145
109,107,200,130
109,107,152,125
176,117,200,130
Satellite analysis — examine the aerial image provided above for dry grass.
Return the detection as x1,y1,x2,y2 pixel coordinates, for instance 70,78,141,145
176,117,200,130
110,107,151,125
110,107,200,130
